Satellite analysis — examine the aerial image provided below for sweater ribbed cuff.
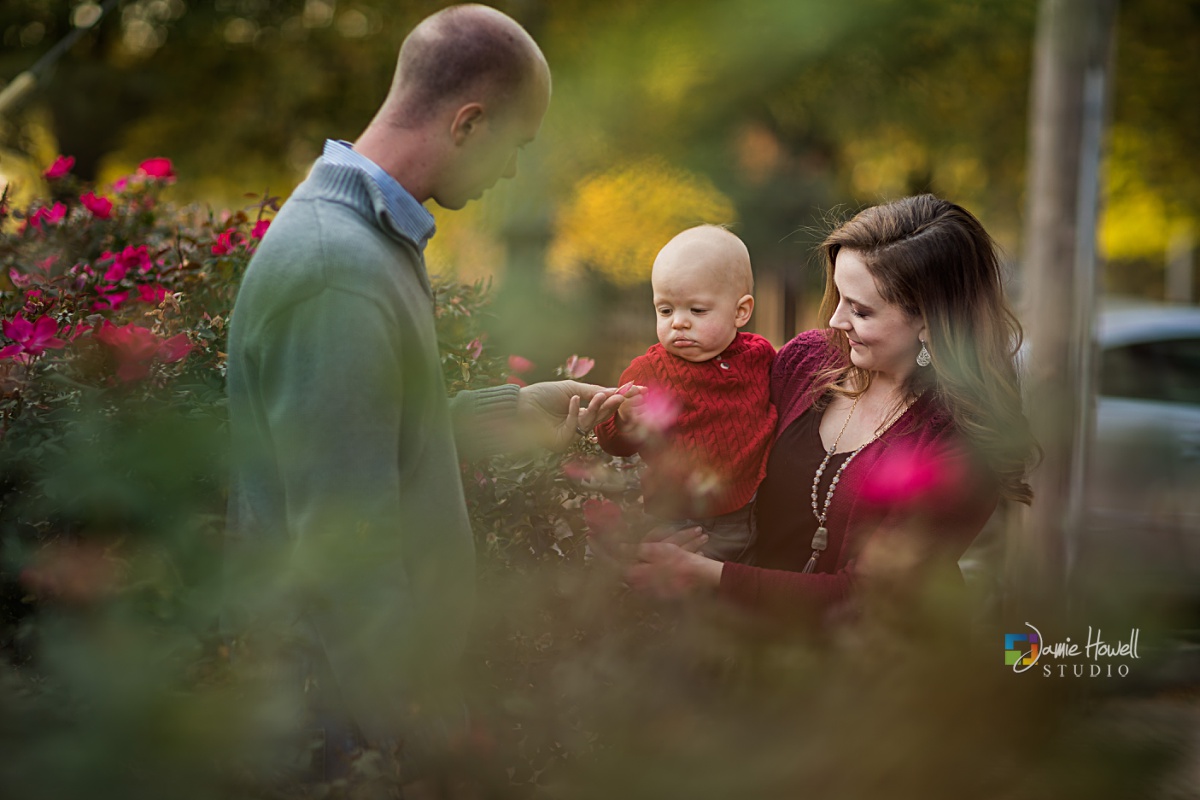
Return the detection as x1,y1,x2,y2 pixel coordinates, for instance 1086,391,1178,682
450,383,521,460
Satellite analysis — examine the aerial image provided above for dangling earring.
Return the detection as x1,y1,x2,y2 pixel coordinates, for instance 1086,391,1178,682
916,340,931,367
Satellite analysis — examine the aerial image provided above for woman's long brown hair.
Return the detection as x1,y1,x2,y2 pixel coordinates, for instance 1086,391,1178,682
812,194,1039,505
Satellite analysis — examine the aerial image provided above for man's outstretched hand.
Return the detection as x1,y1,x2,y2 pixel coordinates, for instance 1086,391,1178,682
518,380,634,451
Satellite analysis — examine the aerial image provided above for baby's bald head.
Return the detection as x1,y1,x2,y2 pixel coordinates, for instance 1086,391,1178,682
651,225,753,299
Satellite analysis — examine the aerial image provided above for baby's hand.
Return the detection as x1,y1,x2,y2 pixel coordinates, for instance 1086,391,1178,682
616,383,644,425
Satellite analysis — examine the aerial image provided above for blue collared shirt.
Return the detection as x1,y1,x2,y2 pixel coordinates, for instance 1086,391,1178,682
319,139,437,252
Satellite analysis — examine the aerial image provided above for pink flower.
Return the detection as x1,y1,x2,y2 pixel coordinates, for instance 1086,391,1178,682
466,337,484,360
43,155,75,180
507,354,535,374
28,203,67,229
250,219,271,239
157,333,192,363
103,261,128,283
636,388,681,435
505,375,527,387
211,228,243,256
0,315,67,360
858,444,964,508
80,192,113,219
36,256,56,273
563,354,595,379
137,157,175,181
562,455,602,483
62,323,91,342
94,322,191,382
112,177,130,193
582,498,626,537
109,245,152,276
137,284,169,304
91,286,129,310
8,270,30,288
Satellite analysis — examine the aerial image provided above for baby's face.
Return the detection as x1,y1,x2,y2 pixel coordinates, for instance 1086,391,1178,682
652,256,748,363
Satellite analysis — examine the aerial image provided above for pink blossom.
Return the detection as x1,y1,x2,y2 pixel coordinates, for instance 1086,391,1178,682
8,270,30,288
35,256,56,273
28,203,68,229
112,177,130,193
582,498,626,537
157,333,192,363
43,155,75,181
91,287,129,311
563,354,595,379
95,322,191,382
250,219,271,239
507,354,535,374
62,323,91,342
211,228,243,256
505,375,527,388
466,337,484,360
0,315,67,360
80,192,114,219
137,157,175,181
636,388,681,435
137,284,169,304
103,262,128,283
858,444,964,508
562,455,602,483
125,245,153,274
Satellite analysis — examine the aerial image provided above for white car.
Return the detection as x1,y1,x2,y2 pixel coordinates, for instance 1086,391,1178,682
1080,303,1200,601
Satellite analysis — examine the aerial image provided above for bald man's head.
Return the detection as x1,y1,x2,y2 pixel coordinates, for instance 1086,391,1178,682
389,4,549,127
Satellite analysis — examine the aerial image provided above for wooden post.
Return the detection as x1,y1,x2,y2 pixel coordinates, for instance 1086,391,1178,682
1012,0,1119,616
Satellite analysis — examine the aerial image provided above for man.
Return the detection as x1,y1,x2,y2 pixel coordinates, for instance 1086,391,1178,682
224,4,622,778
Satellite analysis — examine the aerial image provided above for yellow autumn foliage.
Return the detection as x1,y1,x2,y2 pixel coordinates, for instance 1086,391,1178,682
548,158,736,287
1100,127,1196,262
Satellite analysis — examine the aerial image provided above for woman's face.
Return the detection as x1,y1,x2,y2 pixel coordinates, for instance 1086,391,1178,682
828,248,926,381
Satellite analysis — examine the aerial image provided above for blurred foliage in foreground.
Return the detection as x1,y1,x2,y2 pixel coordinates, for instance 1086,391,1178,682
1,162,1196,798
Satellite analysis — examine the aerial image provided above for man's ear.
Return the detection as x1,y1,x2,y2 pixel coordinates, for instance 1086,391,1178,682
735,294,754,327
450,103,486,145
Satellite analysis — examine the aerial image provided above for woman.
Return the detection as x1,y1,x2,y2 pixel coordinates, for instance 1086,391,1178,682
611,194,1037,622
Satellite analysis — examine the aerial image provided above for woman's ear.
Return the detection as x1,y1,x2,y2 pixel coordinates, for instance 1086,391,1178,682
735,294,754,327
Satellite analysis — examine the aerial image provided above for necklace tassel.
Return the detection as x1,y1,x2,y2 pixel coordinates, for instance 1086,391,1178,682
802,551,819,574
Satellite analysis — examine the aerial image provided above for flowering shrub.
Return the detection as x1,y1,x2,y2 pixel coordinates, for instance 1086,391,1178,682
0,156,652,795
0,158,1181,800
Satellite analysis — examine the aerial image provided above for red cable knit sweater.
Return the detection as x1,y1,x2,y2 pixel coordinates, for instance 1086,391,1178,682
718,329,1000,622
596,332,777,518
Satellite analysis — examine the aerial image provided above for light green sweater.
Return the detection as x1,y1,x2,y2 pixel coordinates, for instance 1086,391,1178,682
225,161,518,744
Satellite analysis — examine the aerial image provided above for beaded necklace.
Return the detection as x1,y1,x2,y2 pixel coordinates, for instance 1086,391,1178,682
803,391,919,574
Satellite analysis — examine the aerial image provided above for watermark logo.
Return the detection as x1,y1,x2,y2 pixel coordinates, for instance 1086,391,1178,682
1003,623,1140,678
1004,622,1042,673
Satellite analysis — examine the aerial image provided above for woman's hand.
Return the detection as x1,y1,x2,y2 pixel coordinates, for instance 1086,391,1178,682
589,524,723,598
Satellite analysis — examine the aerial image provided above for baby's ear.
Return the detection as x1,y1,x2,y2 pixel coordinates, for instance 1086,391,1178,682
735,294,754,327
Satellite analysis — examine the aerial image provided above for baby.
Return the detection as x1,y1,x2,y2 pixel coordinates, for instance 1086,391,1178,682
596,225,777,562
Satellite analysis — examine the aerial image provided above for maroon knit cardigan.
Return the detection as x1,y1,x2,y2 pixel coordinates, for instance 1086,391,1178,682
718,329,999,620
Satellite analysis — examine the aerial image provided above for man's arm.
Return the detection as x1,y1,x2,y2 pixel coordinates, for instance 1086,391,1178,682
451,380,628,459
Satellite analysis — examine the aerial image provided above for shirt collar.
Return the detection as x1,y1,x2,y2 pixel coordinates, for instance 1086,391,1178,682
320,139,437,251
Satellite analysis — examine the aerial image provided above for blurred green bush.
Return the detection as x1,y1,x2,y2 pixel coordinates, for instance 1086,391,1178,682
0,159,1191,799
